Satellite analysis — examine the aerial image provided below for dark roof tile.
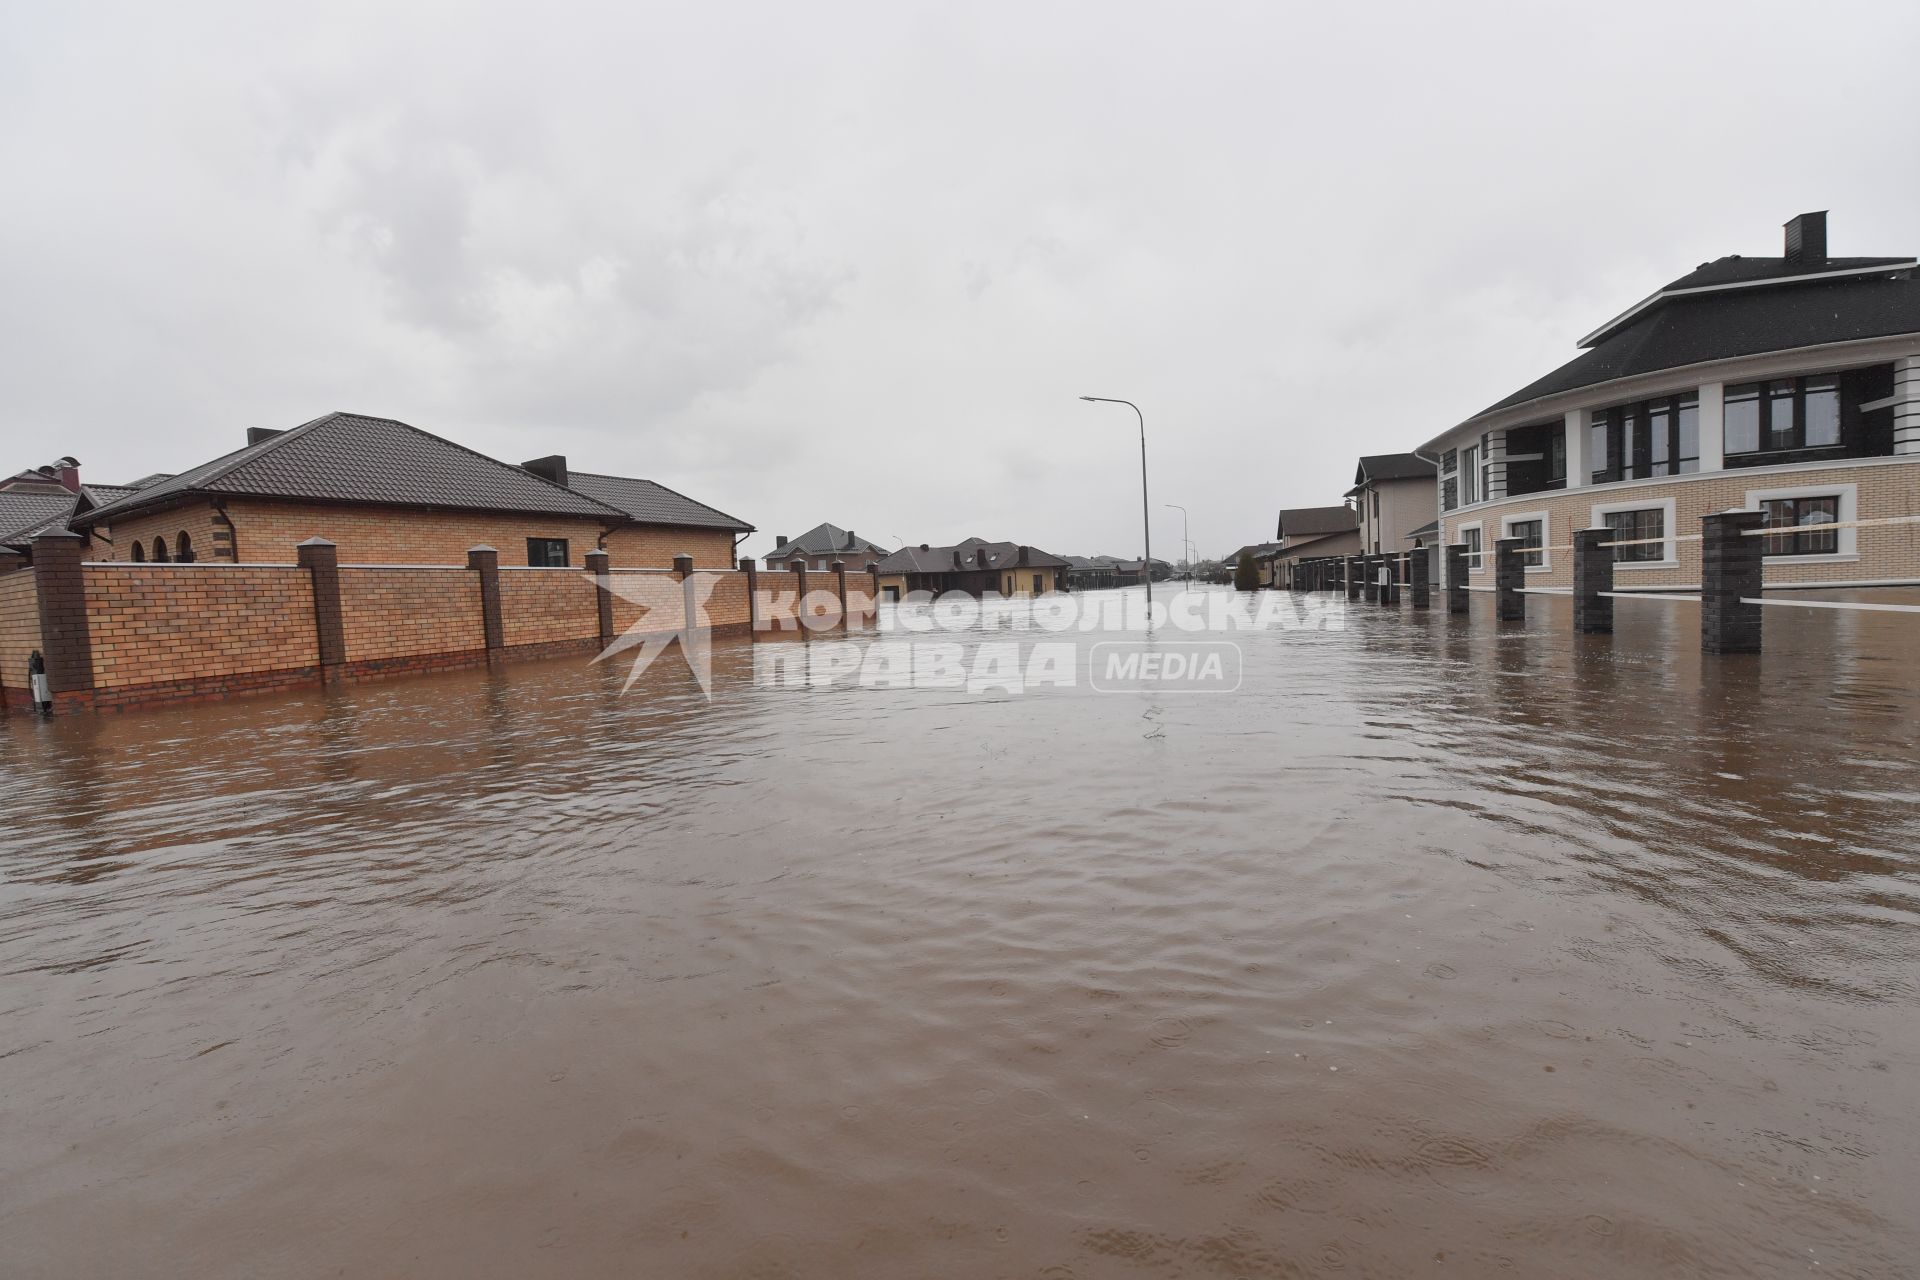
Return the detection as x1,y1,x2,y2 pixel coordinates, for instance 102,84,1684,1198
566,471,752,532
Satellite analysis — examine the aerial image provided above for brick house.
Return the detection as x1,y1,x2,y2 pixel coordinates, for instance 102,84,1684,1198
1420,211,1920,594
872,538,1069,600
764,523,888,572
1268,506,1361,588
1346,454,1437,556
73,412,752,570
0,457,148,569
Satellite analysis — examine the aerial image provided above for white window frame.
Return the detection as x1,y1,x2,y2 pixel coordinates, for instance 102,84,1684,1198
1744,482,1858,563
1589,495,1678,570
1455,520,1485,574
1499,508,1552,573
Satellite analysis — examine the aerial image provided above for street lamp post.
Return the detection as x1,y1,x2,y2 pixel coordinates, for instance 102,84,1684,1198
1164,503,1189,581
1079,396,1152,610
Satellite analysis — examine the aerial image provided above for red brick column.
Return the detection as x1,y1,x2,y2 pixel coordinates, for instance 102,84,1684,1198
468,546,504,658
832,559,848,626
296,537,347,681
31,530,93,711
791,561,808,631
586,549,614,648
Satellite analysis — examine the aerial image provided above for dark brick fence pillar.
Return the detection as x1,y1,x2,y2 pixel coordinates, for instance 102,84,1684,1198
1345,556,1361,601
740,557,760,630
791,561,809,630
832,559,849,625
1494,537,1526,621
1572,528,1614,635
297,537,347,682
1379,555,1400,606
1445,543,1469,614
586,549,614,648
31,531,93,710
1409,547,1430,609
467,545,504,660
1702,510,1766,654
1362,555,1380,603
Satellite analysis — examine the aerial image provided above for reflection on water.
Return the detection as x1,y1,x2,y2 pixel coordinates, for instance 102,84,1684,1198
2,587,1917,1278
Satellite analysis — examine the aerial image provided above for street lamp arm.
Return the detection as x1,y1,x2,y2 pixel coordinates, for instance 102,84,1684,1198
1079,395,1153,609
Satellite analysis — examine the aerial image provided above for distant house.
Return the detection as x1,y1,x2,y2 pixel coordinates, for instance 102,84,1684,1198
765,523,888,572
1270,505,1361,587
1346,453,1438,556
0,457,153,567
1225,542,1284,587
70,412,753,569
872,538,1070,600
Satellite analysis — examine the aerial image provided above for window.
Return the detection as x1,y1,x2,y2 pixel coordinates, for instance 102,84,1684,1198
175,532,194,563
1508,518,1544,567
1727,375,1843,454
130,541,145,562
526,538,569,566
1590,392,1699,482
1032,574,1043,593
1759,495,1840,556
1603,508,1665,563
1461,525,1483,571
1462,446,1479,505
151,537,169,562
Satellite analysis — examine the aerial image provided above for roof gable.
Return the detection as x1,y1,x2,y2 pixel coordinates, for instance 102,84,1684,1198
1275,505,1358,540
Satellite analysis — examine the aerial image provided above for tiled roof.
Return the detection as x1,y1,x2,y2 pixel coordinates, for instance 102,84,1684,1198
1350,453,1436,488
0,489,79,547
566,471,752,532
1275,505,1358,541
874,540,1070,574
78,413,630,525
768,522,884,557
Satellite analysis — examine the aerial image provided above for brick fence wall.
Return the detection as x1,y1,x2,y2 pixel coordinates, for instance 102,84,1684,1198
1,539,876,715
0,571,43,712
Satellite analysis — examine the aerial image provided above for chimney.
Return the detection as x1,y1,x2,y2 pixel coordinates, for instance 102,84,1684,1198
522,455,568,487
54,457,80,493
1784,211,1827,265
1016,545,1029,566
247,427,285,447
844,529,857,550
975,548,989,568
920,543,930,551
775,534,788,548
952,549,965,570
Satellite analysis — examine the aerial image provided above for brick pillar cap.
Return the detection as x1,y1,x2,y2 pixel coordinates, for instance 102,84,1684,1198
297,536,337,547
585,547,609,557
468,544,497,553
31,529,83,541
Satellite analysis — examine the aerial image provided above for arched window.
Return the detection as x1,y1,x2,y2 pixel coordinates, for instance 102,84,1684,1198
151,537,169,563
130,542,145,563
175,532,194,563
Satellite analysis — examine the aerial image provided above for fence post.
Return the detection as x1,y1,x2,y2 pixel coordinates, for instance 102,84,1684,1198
1572,528,1614,635
868,563,882,610
1361,555,1379,603
586,549,614,648
1380,555,1400,606
1409,547,1430,609
832,559,849,626
1445,543,1469,613
30,530,93,711
1344,556,1361,601
467,545,504,660
1702,510,1766,654
740,557,760,631
1493,538,1525,621
791,561,809,632
297,537,347,682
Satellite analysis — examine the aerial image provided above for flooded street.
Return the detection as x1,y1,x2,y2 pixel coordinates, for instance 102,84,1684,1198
3,587,1917,1278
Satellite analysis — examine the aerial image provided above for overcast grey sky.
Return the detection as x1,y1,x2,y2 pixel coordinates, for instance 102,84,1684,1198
4,0,1917,561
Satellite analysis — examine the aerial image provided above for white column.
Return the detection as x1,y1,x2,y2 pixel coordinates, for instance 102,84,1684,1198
1894,358,1920,455
1697,381,1726,471
1562,410,1586,491
1483,429,1508,500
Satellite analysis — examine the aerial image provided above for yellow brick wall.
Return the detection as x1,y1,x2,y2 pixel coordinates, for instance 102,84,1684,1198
0,571,43,698
97,498,735,570
338,568,485,661
84,566,318,689
498,569,601,648
1443,457,1920,589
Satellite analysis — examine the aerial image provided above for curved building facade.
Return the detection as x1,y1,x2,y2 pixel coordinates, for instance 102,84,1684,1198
1420,212,1920,593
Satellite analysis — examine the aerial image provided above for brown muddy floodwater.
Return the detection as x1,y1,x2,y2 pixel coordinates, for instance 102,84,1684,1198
2,587,1918,1278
